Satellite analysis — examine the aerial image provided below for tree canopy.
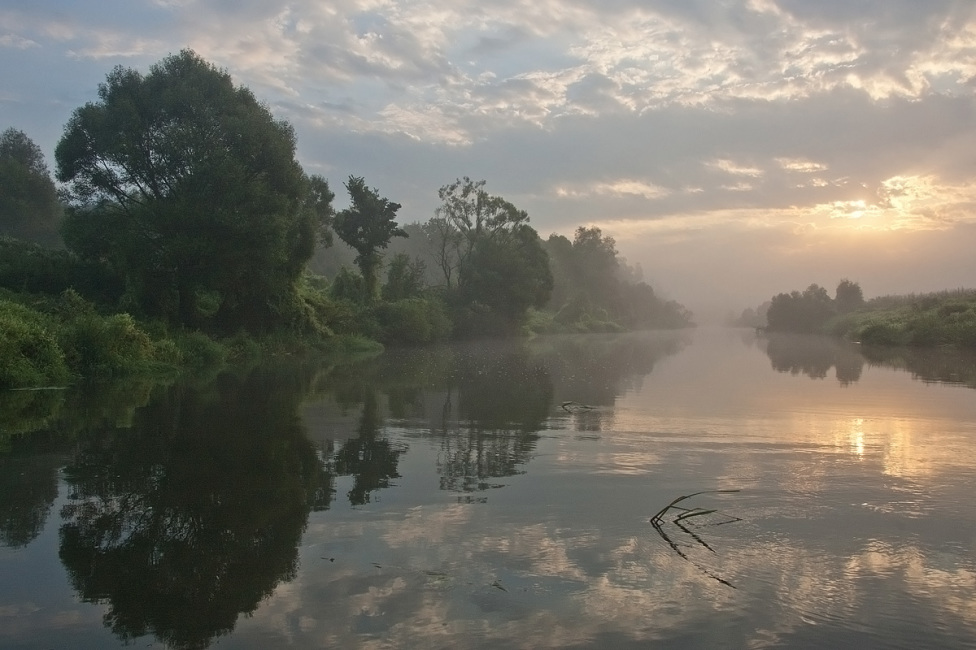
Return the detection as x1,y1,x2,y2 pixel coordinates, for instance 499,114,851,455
458,223,553,334
428,177,529,289
0,128,62,246
333,176,406,302
543,226,691,331
765,281,862,332
55,50,324,333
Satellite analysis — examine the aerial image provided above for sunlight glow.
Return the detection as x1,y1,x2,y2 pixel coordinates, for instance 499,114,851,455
708,158,764,177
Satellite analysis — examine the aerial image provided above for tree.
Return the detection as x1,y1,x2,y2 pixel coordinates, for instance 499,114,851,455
766,283,835,333
305,174,336,248
0,128,62,246
382,253,426,301
333,176,406,302
429,177,529,288
55,50,321,332
835,279,865,314
458,223,553,334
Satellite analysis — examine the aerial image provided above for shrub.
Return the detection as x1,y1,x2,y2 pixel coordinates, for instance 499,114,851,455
58,312,155,378
0,237,122,306
0,301,70,388
855,320,908,346
175,331,228,370
373,298,451,345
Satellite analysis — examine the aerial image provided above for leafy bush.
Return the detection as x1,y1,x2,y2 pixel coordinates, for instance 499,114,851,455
0,237,122,306
0,300,70,388
373,298,451,345
330,267,367,304
58,312,155,378
175,331,228,370
855,320,908,346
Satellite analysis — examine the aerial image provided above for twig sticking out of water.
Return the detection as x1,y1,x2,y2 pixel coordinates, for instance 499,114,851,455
561,401,597,412
650,490,742,589
649,489,740,525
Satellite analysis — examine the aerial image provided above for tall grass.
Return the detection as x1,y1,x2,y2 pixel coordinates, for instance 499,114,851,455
830,289,976,348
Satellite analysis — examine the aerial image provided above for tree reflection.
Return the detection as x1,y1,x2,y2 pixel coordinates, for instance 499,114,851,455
0,379,162,548
300,334,688,498
334,390,406,505
761,331,976,390
0,435,63,547
431,347,552,492
534,333,685,405
57,365,333,649
861,345,976,388
762,333,864,385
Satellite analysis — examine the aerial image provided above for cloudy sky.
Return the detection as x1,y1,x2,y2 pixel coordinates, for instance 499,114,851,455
2,1,976,318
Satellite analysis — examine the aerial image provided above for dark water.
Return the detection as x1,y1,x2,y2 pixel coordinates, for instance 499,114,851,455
2,329,975,649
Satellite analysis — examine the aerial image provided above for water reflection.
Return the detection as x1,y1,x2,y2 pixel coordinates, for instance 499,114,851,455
57,366,332,649
0,379,162,547
3,330,976,649
861,345,976,388
0,434,62,548
761,333,864,385
333,391,406,505
302,334,687,497
760,331,976,388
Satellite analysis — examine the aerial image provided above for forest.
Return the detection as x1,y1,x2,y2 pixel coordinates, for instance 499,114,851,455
0,50,692,389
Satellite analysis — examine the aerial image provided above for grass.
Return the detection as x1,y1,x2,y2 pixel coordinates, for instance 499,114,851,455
830,289,976,348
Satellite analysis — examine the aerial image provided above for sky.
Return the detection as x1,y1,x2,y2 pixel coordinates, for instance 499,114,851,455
2,0,976,319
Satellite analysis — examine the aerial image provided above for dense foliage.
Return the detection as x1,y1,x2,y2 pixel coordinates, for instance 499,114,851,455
831,290,976,347
55,50,323,334
0,128,62,247
0,50,694,388
765,280,864,333
752,281,976,348
333,176,406,302
543,227,693,332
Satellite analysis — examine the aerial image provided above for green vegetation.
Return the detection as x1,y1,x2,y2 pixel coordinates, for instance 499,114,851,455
541,226,693,333
747,281,976,349
0,128,62,247
56,50,320,334
1,50,692,389
831,289,976,347
333,176,407,302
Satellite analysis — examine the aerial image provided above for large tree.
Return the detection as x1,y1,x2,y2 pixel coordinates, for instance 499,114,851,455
834,279,865,314
0,128,62,246
333,176,406,301
55,50,325,332
766,283,835,333
458,223,553,335
428,177,529,288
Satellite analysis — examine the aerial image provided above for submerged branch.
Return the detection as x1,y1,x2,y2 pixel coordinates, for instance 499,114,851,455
650,489,742,589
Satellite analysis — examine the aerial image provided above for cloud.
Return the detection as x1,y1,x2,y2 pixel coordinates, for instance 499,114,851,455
555,179,671,201
777,157,829,173
2,0,975,315
0,33,38,49
708,158,765,177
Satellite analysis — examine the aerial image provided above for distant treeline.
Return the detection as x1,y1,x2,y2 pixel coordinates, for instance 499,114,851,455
0,50,692,388
736,281,976,348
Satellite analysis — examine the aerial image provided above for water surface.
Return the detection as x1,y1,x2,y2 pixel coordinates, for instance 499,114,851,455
1,329,975,649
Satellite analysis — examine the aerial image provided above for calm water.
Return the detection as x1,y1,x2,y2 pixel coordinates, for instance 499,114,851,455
2,329,975,649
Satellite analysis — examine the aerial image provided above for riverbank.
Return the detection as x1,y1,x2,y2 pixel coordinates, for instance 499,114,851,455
827,289,976,347
0,288,382,390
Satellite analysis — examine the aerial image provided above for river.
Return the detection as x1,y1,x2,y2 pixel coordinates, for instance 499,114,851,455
1,328,975,649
